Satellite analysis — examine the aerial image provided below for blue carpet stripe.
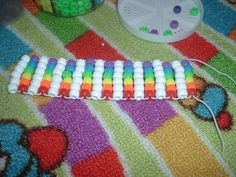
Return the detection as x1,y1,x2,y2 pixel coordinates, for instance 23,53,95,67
201,0,236,35
0,26,31,68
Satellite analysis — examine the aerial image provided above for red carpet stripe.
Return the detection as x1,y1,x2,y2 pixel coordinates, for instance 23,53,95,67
66,30,125,61
170,33,218,66
72,148,125,177
21,0,40,15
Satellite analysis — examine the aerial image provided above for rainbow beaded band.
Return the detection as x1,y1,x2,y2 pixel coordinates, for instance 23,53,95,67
8,55,197,100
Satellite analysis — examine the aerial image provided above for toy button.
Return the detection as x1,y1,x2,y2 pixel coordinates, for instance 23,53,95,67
190,7,199,16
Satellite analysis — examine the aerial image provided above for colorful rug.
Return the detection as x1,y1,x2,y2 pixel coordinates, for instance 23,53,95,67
1,0,236,176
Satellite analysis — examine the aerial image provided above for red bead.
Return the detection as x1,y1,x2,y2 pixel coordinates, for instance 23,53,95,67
18,84,29,93
80,89,90,98
167,90,177,99
187,88,197,96
145,90,155,99
102,90,113,99
38,86,49,95
217,111,232,130
59,88,69,97
124,90,134,99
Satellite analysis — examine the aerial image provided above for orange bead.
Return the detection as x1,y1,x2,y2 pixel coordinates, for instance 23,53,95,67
81,83,92,90
103,84,113,91
60,83,71,90
166,84,176,91
40,80,51,88
145,84,155,90
80,84,92,98
19,78,30,86
187,82,196,89
124,84,134,91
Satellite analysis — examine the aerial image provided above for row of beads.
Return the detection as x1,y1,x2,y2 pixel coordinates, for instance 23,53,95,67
8,55,197,100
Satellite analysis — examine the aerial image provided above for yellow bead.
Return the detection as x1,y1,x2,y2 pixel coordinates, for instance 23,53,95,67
166,79,175,85
103,78,113,85
145,78,155,85
63,77,72,84
186,77,194,83
124,78,133,85
83,77,92,84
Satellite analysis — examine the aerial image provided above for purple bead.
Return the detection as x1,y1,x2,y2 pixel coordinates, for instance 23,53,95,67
31,55,39,63
174,5,181,14
150,29,158,35
49,58,57,64
181,59,190,66
162,62,171,68
67,59,76,66
86,58,95,65
105,61,114,67
143,61,152,67
170,20,179,29
124,60,133,67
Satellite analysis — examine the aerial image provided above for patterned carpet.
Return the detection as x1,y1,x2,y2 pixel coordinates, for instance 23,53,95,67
0,0,236,176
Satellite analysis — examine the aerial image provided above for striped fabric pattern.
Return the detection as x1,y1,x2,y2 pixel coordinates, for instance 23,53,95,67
0,0,236,177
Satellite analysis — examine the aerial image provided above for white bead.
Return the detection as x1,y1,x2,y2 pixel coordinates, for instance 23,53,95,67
57,58,66,65
9,77,20,85
70,83,80,90
92,84,103,91
156,77,166,83
113,78,123,85
75,65,85,73
177,83,187,89
152,60,161,67
21,55,30,63
52,82,61,89
154,66,164,72
113,73,123,79
32,74,43,81
134,78,144,85
114,66,123,73
48,87,59,97
35,68,45,75
134,91,144,100
113,91,123,100
155,71,165,77
177,89,188,98
28,85,38,94
93,78,102,85
175,67,185,73
94,66,104,73
95,59,104,67
176,78,186,85
14,65,25,73
171,61,181,69
56,63,66,71
31,79,41,86
155,84,165,91
7,83,18,93
73,71,82,78
40,56,48,64
134,67,144,74
11,70,21,78
69,89,79,98
114,61,123,67
18,60,28,67
113,85,123,91
175,73,185,79
37,63,47,69
93,72,103,79
53,68,64,75
91,90,102,99
135,84,144,91
133,73,143,79
76,59,85,67
156,89,166,99
52,75,62,81
133,61,142,68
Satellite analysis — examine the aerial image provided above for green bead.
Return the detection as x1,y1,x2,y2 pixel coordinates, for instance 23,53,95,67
190,7,199,16
22,72,32,80
63,70,72,78
103,72,113,79
44,69,53,75
163,30,173,36
165,72,173,79
123,72,133,79
24,67,35,74
83,71,93,78
144,72,155,79
185,71,194,78
139,26,149,33
85,2,92,10
78,7,86,15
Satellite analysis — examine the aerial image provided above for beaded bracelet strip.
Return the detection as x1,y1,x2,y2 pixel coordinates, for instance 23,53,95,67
7,55,197,100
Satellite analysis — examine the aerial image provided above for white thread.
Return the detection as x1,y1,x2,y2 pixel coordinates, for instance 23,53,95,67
192,95,225,155
188,58,236,86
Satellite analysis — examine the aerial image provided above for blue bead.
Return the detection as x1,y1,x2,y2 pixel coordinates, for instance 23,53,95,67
163,67,173,73
85,64,94,71
143,67,153,73
28,61,37,68
104,67,114,73
184,65,193,72
124,66,134,73
66,65,76,72
47,63,56,70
